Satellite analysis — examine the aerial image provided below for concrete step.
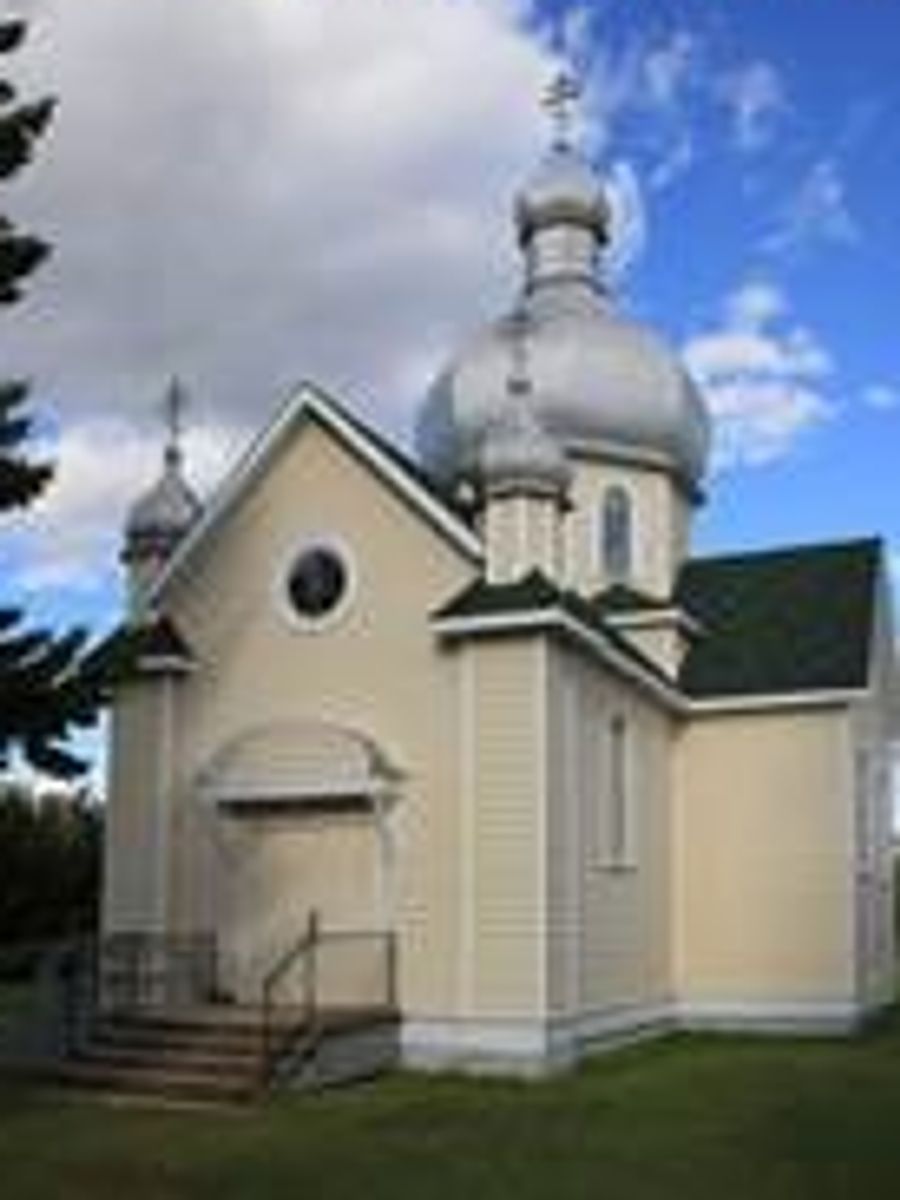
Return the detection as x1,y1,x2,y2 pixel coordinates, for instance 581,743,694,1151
8,1005,402,1105
42,1058,259,1104
76,1042,262,1076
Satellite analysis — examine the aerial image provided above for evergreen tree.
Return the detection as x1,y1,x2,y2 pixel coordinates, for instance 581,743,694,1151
0,18,98,778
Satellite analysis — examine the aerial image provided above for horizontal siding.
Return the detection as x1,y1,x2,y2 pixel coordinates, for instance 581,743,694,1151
469,639,542,1016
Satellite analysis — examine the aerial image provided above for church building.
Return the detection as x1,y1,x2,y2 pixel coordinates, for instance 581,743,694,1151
103,84,896,1076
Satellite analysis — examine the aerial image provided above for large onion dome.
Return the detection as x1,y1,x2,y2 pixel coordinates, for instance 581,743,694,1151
416,80,710,496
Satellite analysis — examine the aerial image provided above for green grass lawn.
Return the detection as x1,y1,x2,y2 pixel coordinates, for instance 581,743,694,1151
0,982,34,1037
3,1014,900,1200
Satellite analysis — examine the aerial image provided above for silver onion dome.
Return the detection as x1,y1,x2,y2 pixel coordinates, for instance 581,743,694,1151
416,78,710,495
481,399,571,498
124,380,202,560
480,312,571,499
515,142,609,245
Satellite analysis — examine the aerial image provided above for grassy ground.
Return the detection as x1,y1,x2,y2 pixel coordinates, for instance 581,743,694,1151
3,1013,900,1200
0,982,34,1037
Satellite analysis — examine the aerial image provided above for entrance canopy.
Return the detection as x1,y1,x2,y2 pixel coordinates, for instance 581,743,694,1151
196,720,404,815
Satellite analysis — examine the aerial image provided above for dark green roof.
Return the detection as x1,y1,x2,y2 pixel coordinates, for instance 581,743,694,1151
85,614,195,693
433,570,676,691
593,583,671,614
677,538,881,698
433,570,559,621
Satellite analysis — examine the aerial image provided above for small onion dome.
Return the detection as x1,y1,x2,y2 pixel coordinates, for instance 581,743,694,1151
123,444,201,564
515,142,610,246
480,399,571,500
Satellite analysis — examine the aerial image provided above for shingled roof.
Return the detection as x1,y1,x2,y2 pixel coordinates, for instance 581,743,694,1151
677,538,881,699
434,540,883,705
432,569,678,692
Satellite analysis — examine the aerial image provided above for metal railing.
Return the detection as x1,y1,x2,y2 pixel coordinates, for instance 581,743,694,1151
258,911,397,1090
41,931,217,1058
98,932,217,1012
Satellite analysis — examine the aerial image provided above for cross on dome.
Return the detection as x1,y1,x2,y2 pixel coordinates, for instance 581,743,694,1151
163,376,188,468
542,70,581,151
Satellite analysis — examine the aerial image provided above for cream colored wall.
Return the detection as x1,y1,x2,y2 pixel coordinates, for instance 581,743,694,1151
545,642,674,1018
457,636,546,1018
484,493,564,584
609,620,689,680
674,707,856,1006
104,677,172,933
563,453,692,598
126,416,475,1015
210,813,384,1004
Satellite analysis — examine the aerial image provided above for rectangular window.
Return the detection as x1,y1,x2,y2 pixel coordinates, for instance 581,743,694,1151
595,711,636,870
609,714,628,864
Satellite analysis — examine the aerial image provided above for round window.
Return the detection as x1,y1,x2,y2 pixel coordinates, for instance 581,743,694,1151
286,543,349,621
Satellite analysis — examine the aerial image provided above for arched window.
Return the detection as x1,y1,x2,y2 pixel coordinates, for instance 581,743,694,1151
601,486,633,581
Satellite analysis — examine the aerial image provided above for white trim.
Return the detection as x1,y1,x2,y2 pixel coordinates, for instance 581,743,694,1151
400,995,874,1075
674,998,864,1034
563,663,582,1012
536,638,549,1016
689,689,867,716
606,607,703,637
401,1002,671,1075
276,532,357,635
458,646,476,1015
203,779,397,806
433,607,685,713
145,382,482,606
155,673,175,932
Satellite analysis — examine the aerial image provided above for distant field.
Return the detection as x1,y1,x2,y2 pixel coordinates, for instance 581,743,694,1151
2,1009,900,1199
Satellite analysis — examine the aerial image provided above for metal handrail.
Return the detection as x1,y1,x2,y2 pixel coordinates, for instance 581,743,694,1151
257,915,399,1091
259,909,320,1089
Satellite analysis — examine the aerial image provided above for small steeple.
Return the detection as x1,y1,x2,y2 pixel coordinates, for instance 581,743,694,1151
480,309,570,585
515,69,610,289
481,308,570,499
122,378,202,610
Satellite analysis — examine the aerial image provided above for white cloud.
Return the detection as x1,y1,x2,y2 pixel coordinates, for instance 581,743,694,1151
581,27,699,183
684,279,834,468
6,0,550,429
605,159,648,280
2,0,555,589
862,383,900,411
765,158,859,254
11,414,239,593
719,61,785,152
643,31,696,110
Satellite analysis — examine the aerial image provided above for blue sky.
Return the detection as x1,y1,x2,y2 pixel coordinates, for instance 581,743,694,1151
1,0,898,779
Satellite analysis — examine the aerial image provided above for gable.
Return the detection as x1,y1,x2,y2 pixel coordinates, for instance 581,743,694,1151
677,538,882,699
147,383,481,609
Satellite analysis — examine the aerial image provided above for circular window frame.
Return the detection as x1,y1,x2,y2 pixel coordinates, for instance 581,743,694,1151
278,534,356,634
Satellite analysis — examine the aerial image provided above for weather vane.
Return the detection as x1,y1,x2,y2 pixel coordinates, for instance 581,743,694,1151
163,376,188,467
542,70,580,151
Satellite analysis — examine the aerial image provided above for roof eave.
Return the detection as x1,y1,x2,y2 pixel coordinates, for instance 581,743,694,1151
142,382,483,609
433,606,687,713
